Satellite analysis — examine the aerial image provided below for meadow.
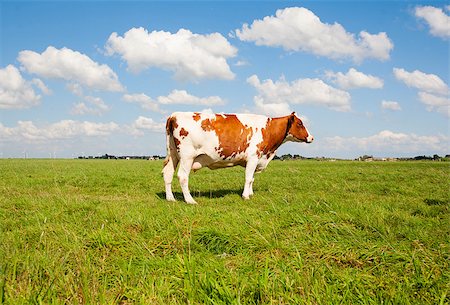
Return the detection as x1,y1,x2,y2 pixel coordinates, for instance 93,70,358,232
0,159,448,304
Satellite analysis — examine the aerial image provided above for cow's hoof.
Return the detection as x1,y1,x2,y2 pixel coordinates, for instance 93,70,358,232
185,197,198,204
242,195,250,200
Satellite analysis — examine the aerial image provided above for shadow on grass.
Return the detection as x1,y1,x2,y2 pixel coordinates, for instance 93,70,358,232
156,189,242,201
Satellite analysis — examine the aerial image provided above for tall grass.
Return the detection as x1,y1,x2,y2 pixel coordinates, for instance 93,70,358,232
1,159,448,304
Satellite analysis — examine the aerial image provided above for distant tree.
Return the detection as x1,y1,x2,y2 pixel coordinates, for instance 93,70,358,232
358,155,373,161
281,154,293,160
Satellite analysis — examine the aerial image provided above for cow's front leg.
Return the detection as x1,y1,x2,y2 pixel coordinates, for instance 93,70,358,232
242,159,258,200
248,178,255,197
177,157,197,204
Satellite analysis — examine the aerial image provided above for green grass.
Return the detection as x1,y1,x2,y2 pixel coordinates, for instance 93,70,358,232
0,159,449,304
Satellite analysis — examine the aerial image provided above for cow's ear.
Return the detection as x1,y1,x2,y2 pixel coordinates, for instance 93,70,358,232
287,112,295,131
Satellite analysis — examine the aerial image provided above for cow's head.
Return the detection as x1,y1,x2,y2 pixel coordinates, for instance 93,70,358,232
286,112,314,143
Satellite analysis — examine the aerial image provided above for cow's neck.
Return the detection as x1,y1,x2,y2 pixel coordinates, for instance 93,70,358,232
258,116,291,156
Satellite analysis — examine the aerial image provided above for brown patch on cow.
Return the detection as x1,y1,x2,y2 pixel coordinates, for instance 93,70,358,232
166,116,178,134
257,116,291,157
180,128,189,138
200,118,213,131
200,114,253,159
173,137,181,149
192,112,201,121
166,116,181,150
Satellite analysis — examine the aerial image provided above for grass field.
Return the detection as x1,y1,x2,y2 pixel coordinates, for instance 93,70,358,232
0,159,448,304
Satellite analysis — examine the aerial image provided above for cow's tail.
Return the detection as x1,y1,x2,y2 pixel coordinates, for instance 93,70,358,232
162,115,178,171
163,135,171,169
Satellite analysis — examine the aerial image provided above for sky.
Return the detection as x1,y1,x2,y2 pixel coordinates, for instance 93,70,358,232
1,0,449,159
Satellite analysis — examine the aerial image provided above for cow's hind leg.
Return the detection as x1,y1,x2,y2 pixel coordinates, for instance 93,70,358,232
178,157,197,204
162,153,179,202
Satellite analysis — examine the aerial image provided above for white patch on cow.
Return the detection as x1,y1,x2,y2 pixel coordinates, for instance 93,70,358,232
304,125,314,143
235,113,268,157
174,112,221,160
256,154,273,172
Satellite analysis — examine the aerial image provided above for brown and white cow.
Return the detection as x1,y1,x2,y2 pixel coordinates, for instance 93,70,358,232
162,111,313,204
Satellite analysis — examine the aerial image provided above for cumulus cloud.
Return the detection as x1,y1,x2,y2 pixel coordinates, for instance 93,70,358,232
247,74,351,112
18,46,124,92
381,100,402,111
0,65,43,109
325,130,449,155
394,67,449,116
105,27,237,81
418,92,450,117
157,89,225,106
31,78,52,95
67,83,84,96
235,7,393,62
415,6,450,39
127,116,165,136
122,93,163,113
393,68,448,95
234,60,249,67
325,68,383,89
123,90,225,112
254,100,292,117
71,96,110,116
0,120,119,142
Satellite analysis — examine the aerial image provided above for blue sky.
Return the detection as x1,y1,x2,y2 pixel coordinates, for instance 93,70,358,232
1,1,449,158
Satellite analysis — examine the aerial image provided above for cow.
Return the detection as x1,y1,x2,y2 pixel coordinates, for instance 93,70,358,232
162,111,313,204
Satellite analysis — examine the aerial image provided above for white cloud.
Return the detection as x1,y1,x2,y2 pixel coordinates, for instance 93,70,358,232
31,78,52,95
157,89,225,106
418,92,450,117
235,7,393,62
254,99,292,117
234,60,249,67
0,116,165,146
0,65,42,109
123,90,225,112
393,68,448,95
18,46,124,92
325,68,383,89
71,96,110,116
105,27,237,81
0,120,119,142
325,130,449,155
381,100,402,111
394,68,449,116
67,83,84,96
122,93,163,113
415,6,450,39
247,74,351,112
127,116,165,136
